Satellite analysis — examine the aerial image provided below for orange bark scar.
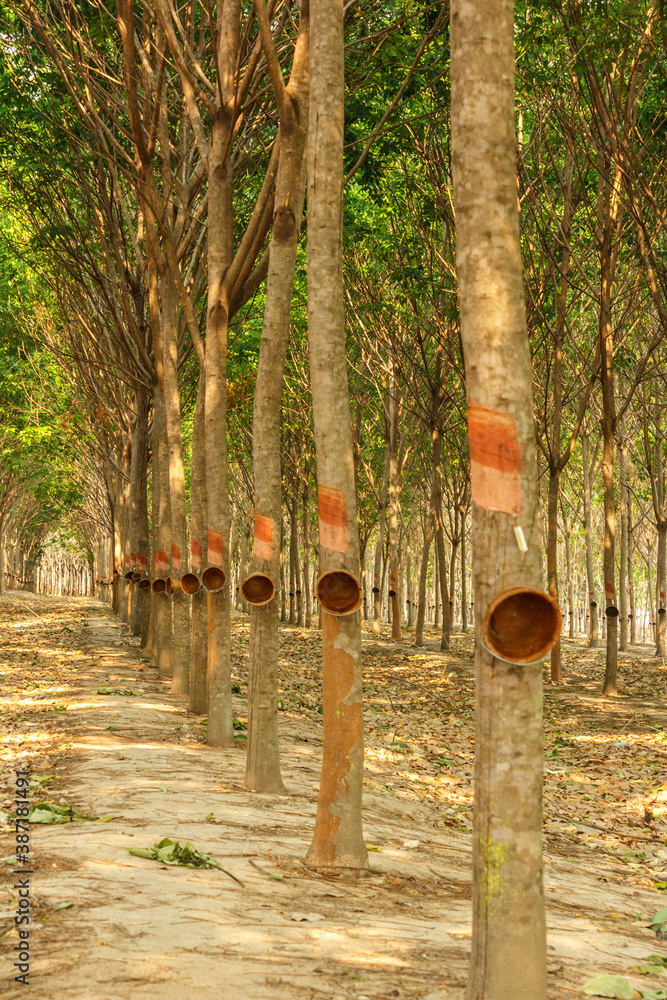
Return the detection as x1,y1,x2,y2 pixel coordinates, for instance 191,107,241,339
604,582,614,599
191,539,202,569
252,513,272,562
171,544,181,571
318,485,348,553
207,530,224,567
468,404,522,515
155,549,169,572
137,553,148,572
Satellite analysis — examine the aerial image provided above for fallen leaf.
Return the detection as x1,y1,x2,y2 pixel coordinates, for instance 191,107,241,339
581,974,635,998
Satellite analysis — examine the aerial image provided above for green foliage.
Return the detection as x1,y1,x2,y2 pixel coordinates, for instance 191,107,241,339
128,838,219,869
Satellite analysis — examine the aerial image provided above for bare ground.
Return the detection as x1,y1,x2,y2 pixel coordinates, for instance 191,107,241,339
1,592,667,999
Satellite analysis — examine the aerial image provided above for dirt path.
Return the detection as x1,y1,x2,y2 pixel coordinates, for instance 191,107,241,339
1,593,667,999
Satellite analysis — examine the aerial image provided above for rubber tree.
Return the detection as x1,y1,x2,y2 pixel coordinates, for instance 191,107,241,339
245,0,309,794
451,0,548,996
305,0,367,872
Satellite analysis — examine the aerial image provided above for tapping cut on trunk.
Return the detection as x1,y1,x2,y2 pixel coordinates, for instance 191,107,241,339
252,513,273,562
482,587,561,664
316,570,363,616
202,566,226,592
155,548,169,573
241,573,276,607
468,404,522,515
191,538,202,569
171,545,181,570
207,529,224,567
318,485,348,553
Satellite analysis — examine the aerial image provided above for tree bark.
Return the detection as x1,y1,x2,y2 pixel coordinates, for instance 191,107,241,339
130,389,151,646
600,162,624,696
582,431,599,647
451,1,547,995
415,506,434,647
619,439,629,651
245,10,309,791
372,444,390,634
204,11,238,749
305,0,367,871
387,375,402,641
189,363,208,715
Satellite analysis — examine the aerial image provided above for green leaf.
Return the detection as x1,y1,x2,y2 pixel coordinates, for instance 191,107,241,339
53,901,75,911
581,975,635,998
651,911,667,927
633,964,666,975
366,843,381,852
29,801,93,823
268,873,284,881
640,990,667,1000
127,838,218,869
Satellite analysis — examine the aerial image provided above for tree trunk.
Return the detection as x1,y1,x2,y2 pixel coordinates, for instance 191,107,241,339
305,0,367,871
245,22,309,790
451,1,547,994
449,506,459,632
433,540,440,628
161,277,190,697
628,497,636,645
461,507,468,633
152,381,173,678
204,25,238,748
582,432,599,647
189,363,208,715
387,377,401,641
619,440,629,651
547,467,561,680
303,471,312,629
657,524,667,656
432,429,451,652
372,445,390,634
600,163,623,696
131,390,151,646
415,508,433,647
406,542,414,628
